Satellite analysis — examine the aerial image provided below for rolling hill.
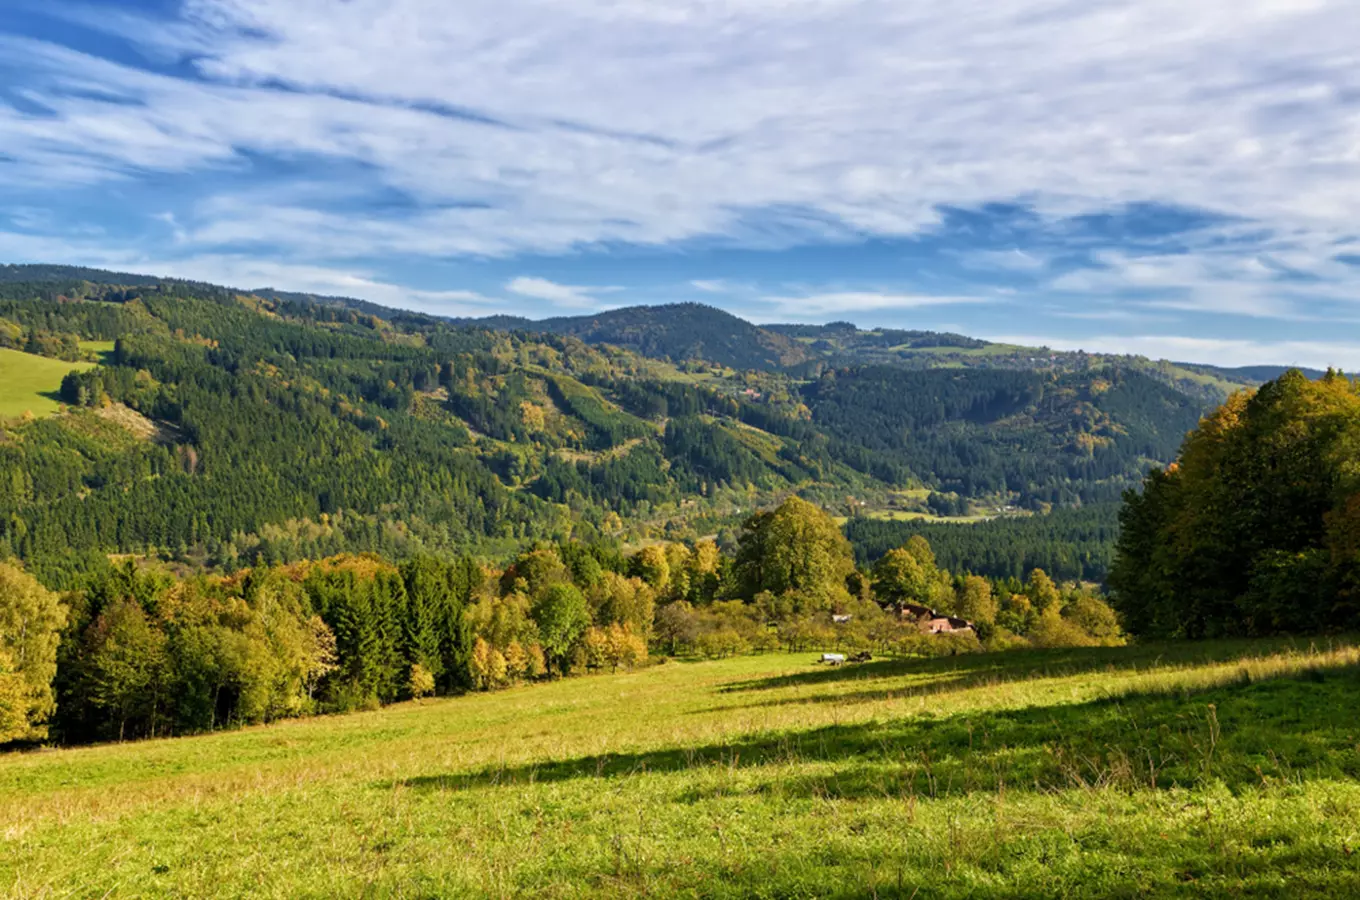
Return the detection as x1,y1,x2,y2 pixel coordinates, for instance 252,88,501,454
0,262,1298,588
462,302,818,372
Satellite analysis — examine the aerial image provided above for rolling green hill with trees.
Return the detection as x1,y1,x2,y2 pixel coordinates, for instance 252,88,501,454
0,264,1228,591
4,267,1360,899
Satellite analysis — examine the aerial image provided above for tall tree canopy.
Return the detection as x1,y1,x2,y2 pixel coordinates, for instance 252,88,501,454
1110,370,1360,637
0,563,66,742
732,496,855,607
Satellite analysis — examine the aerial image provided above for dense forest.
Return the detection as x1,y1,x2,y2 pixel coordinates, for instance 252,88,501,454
0,267,1222,590
1,497,1120,747
1110,370,1360,637
801,366,1205,505
846,504,1121,582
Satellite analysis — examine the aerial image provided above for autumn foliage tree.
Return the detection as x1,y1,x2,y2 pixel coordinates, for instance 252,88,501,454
732,497,855,609
0,563,66,742
1111,370,1360,636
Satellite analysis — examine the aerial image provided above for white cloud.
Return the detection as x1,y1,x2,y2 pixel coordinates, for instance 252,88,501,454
3,0,1360,322
505,276,613,308
4,2,1360,254
984,333,1360,370
690,279,731,294
759,291,993,318
960,249,1047,273
1046,236,1360,321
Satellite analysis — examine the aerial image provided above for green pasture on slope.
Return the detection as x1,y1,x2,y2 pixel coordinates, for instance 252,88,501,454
0,348,96,420
4,638,1360,897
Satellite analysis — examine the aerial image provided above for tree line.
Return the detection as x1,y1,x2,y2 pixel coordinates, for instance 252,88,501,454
1111,370,1360,637
846,503,1121,582
2,497,1122,748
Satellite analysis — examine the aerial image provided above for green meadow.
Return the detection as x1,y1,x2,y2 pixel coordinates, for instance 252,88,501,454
5,639,1360,897
0,347,103,420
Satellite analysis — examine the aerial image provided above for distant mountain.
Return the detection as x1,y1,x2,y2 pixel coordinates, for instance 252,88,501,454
461,302,817,372
1177,362,1332,383
0,265,1330,390
1,264,1247,587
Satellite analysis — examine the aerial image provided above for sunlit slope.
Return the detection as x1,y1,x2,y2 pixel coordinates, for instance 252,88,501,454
4,639,1359,897
0,348,94,419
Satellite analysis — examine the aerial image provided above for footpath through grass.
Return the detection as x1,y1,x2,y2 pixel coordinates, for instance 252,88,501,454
4,638,1360,898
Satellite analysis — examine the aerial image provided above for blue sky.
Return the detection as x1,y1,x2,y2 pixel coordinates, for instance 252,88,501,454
3,0,1360,367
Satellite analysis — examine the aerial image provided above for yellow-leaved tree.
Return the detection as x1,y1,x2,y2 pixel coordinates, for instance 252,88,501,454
0,563,67,742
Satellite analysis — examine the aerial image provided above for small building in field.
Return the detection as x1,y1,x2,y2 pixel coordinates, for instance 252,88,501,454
897,603,974,636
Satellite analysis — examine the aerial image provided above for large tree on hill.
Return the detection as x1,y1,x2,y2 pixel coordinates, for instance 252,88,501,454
732,496,855,607
1110,370,1360,637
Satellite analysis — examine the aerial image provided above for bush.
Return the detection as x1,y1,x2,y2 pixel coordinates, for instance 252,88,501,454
408,664,435,699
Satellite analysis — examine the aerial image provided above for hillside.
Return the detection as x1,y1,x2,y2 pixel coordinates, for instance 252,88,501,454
465,302,818,372
5,642,1359,896
0,263,1283,589
0,348,96,419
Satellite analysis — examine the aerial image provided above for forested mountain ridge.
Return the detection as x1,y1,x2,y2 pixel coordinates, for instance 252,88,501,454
460,307,1273,400
0,263,1249,591
459,302,818,372
0,264,1297,393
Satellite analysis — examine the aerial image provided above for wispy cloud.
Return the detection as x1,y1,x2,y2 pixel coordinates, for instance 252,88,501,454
505,276,616,309
759,291,994,319
690,279,731,294
985,333,1360,371
959,249,1047,273
1,0,1360,331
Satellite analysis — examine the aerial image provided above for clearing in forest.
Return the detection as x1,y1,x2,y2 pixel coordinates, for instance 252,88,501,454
0,348,95,420
3,639,1360,897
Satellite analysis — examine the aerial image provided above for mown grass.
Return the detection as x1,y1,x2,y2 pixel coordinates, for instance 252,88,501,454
0,349,96,420
4,638,1360,897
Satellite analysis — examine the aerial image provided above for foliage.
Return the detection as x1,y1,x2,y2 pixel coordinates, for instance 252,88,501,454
731,497,855,607
531,583,592,675
1111,370,1360,637
0,563,66,742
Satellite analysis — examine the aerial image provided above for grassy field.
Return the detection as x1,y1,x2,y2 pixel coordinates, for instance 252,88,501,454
80,340,117,365
4,639,1360,897
0,349,97,420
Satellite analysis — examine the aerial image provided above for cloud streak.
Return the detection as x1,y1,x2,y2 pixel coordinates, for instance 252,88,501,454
759,291,994,319
506,276,615,308
986,333,1360,371
1,0,1359,336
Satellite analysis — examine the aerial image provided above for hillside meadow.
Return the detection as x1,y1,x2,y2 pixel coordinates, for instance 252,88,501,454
0,348,96,420
4,638,1360,898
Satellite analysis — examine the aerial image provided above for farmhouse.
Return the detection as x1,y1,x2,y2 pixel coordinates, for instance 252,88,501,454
897,603,974,636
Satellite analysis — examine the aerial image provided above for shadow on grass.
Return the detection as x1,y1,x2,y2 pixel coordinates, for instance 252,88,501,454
720,637,1346,696
390,661,1360,802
